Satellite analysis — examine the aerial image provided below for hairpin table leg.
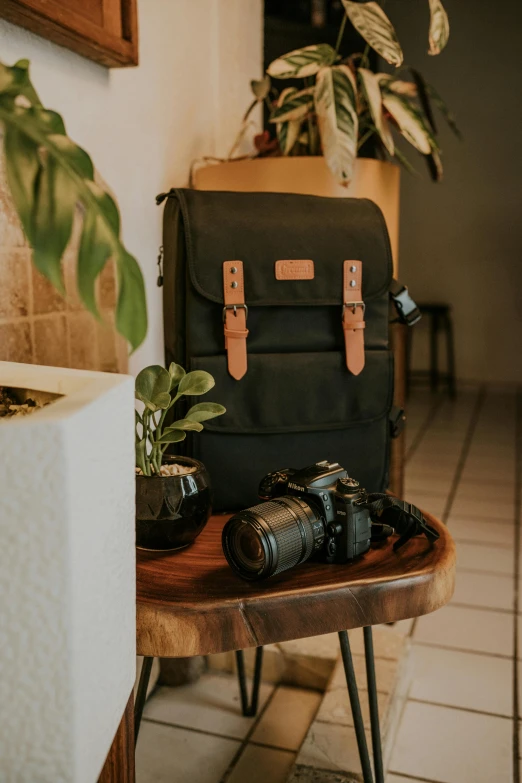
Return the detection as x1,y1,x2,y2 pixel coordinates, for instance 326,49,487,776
338,630,375,783
235,646,264,717
364,626,385,783
134,656,153,746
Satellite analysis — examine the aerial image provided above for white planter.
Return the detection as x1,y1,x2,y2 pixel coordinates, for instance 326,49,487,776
0,362,135,783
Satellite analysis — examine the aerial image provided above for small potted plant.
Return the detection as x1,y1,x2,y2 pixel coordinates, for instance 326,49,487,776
135,363,225,551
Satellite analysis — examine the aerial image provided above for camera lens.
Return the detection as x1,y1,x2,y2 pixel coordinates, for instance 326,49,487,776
222,497,324,581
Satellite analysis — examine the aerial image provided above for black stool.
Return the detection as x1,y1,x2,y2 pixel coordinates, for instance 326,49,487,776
406,302,456,397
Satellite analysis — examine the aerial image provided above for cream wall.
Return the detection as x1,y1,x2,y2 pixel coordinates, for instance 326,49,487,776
386,0,522,384
0,0,263,374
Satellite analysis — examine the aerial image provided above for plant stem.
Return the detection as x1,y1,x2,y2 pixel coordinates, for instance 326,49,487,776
334,15,347,55
357,129,373,150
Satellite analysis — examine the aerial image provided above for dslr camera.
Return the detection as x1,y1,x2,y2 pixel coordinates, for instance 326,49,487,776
222,461,373,581
222,460,438,581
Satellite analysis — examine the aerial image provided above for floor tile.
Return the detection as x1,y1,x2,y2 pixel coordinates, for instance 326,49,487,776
451,570,514,611
404,475,451,496
448,516,514,546
454,480,516,500
410,645,513,716
389,701,512,783
414,605,513,657
143,674,273,739
316,682,389,730
461,464,516,483
449,497,515,522
296,718,363,775
136,720,239,783
391,618,415,637
456,478,516,497
250,686,321,751
456,542,514,575
227,744,295,783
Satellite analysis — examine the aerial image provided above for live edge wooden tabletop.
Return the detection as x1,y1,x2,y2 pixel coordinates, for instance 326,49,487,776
136,511,455,659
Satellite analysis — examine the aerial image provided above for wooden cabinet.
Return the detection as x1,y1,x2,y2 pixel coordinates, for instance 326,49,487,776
0,0,138,67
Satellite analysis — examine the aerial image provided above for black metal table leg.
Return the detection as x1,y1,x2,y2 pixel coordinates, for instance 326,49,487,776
134,656,153,746
235,646,264,717
363,627,385,783
338,631,374,783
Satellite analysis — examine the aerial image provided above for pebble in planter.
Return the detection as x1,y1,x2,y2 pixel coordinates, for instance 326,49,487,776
135,363,225,551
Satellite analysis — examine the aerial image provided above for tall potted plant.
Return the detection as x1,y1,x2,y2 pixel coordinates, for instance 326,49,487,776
193,0,459,268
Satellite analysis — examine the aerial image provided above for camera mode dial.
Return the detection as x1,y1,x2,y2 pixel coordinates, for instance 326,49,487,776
336,477,360,495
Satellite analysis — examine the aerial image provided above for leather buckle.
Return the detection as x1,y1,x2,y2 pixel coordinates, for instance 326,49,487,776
222,304,249,322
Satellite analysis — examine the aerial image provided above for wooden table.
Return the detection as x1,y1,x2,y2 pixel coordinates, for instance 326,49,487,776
136,512,454,658
126,511,455,783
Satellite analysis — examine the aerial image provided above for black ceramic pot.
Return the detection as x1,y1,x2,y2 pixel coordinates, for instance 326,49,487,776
136,456,212,551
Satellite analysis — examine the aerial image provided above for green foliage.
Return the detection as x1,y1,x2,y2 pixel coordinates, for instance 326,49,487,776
0,58,147,351
243,0,458,185
135,364,226,476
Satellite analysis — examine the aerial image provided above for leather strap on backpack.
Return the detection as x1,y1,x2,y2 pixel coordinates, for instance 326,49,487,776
342,260,365,375
223,261,249,380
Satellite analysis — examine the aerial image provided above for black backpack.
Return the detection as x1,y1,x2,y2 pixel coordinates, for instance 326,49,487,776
158,188,418,511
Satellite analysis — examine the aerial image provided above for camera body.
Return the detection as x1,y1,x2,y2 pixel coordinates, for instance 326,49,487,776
259,460,372,564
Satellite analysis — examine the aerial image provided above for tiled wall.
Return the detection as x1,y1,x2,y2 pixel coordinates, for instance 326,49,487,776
0,146,127,373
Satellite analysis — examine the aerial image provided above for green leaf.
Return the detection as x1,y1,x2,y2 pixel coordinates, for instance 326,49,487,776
178,370,215,397
135,365,171,411
341,1,403,67
166,419,204,432
270,87,314,123
314,65,358,187
277,119,303,156
155,429,187,445
77,181,119,316
425,148,443,182
186,402,227,423
273,88,303,156
168,362,186,390
3,119,40,247
358,68,394,156
382,93,433,154
0,59,42,106
378,75,417,98
267,44,337,80
409,69,437,135
115,247,148,352
426,83,462,139
428,0,449,56
0,59,148,352
31,134,92,292
250,75,271,100
135,409,143,425
135,437,148,474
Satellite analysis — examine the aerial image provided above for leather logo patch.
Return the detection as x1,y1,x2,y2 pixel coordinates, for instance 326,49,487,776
275,260,314,280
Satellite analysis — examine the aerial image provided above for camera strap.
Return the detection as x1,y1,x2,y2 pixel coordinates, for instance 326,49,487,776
358,493,440,551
